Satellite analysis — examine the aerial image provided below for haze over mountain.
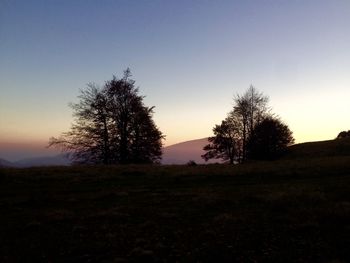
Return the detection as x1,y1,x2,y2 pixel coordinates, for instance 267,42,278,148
162,138,219,165
0,154,71,168
0,141,62,162
0,158,14,167
0,138,213,167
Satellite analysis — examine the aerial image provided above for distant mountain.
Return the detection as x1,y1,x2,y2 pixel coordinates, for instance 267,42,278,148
162,138,220,165
14,154,71,167
0,154,71,168
0,158,15,167
1,138,219,167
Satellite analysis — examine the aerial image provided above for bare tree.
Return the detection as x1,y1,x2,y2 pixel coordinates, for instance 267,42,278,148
232,85,269,161
49,84,111,164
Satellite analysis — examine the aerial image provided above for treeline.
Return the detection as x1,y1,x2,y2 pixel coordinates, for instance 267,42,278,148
202,86,294,164
50,69,294,165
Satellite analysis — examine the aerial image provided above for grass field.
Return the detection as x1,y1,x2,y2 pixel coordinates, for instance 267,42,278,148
1,156,350,262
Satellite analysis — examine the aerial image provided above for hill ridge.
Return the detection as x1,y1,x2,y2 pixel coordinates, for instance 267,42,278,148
285,137,350,159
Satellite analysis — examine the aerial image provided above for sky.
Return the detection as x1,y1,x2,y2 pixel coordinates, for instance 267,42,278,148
0,0,350,161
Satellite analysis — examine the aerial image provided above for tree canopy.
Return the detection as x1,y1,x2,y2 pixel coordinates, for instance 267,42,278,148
49,69,164,164
247,117,294,160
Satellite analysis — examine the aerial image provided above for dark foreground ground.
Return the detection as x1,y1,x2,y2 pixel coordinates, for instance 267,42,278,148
1,157,350,262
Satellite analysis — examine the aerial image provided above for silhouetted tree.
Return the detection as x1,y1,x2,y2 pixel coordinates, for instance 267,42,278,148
49,69,164,164
48,84,111,164
247,117,294,160
233,85,269,161
202,116,242,164
336,130,350,139
202,86,294,164
203,86,270,164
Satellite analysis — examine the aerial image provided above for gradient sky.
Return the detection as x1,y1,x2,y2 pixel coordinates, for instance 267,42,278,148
1,0,350,161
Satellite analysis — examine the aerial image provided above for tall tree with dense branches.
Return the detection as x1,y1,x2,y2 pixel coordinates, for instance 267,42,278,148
49,69,164,164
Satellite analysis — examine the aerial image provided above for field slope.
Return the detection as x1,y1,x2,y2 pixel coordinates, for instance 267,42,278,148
1,146,350,261
286,137,350,159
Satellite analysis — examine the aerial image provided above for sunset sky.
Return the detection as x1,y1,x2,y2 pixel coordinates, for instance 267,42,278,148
1,0,350,161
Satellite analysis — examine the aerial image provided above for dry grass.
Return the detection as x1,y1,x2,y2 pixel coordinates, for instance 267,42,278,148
1,156,350,262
